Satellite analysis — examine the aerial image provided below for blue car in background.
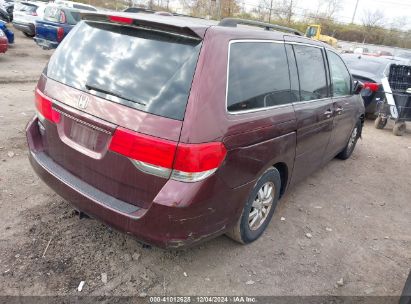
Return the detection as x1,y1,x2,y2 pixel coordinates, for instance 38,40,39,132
0,20,14,44
35,5,95,50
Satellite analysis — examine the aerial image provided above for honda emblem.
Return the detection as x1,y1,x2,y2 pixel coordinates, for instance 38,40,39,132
78,94,89,110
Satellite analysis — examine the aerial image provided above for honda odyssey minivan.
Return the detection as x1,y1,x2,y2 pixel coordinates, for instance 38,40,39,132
26,13,365,248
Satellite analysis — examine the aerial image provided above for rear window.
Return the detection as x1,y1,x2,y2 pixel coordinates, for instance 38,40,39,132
20,4,38,13
342,55,388,77
46,21,202,120
44,7,63,23
44,7,79,25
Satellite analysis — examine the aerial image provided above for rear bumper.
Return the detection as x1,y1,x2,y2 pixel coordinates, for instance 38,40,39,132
26,116,251,248
12,22,34,36
34,37,59,50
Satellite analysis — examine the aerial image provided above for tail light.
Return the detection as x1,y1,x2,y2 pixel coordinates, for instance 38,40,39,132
109,127,227,182
30,12,38,16
363,82,380,92
57,27,64,42
34,89,60,123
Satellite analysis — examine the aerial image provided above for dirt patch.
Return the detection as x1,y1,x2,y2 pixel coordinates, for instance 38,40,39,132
0,30,410,297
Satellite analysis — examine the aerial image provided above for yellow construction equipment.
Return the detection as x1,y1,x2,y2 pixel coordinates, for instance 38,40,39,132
305,24,337,47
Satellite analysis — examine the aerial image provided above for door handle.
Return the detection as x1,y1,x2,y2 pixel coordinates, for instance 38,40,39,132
336,107,344,115
324,109,333,118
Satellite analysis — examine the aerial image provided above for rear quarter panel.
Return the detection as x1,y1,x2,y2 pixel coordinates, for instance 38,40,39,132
181,27,297,190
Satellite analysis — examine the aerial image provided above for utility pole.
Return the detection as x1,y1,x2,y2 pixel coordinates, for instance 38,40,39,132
351,0,359,24
268,0,273,23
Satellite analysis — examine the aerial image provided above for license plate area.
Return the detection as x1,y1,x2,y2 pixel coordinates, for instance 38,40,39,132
69,122,99,151
55,110,113,160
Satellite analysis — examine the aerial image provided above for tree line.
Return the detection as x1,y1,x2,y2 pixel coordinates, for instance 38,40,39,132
75,0,411,49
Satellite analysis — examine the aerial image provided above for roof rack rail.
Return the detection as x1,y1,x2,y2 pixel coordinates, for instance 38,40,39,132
218,18,303,36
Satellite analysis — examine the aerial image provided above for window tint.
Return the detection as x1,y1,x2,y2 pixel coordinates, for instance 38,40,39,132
46,21,201,120
327,51,351,96
227,42,292,112
293,45,328,101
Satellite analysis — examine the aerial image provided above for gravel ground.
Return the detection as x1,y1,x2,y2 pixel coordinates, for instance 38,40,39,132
0,31,410,298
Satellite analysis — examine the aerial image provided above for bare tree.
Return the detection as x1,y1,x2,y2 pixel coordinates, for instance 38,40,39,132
272,0,298,25
315,0,342,19
362,9,385,28
390,15,409,30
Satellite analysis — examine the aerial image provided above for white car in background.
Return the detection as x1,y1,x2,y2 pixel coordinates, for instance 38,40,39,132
12,1,46,37
53,0,97,11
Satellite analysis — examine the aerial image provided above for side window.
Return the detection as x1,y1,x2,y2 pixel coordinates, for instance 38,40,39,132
327,51,352,96
293,45,328,101
285,44,300,102
227,42,292,112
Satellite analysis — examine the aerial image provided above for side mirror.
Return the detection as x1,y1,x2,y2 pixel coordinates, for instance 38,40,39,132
353,80,364,95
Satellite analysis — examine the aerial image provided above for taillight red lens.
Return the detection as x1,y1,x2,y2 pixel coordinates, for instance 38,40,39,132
57,27,64,42
174,142,227,173
109,127,177,169
109,16,133,24
35,89,60,123
109,128,227,182
363,82,380,92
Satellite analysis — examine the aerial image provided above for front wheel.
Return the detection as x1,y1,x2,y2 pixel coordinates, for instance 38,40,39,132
337,119,362,160
226,167,281,244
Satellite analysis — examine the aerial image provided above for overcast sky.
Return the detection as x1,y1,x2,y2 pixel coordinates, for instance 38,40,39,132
239,0,411,29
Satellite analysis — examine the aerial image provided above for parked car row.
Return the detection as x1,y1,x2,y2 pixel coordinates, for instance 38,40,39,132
0,24,8,53
342,53,411,135
5,0,96,49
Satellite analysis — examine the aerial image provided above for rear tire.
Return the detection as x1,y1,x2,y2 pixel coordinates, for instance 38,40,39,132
337,119,362,160
393,122,406,136
226,167,281,244
374,115,387,129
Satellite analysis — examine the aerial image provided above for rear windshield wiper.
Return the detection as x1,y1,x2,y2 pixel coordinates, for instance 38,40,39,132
85,83,146,106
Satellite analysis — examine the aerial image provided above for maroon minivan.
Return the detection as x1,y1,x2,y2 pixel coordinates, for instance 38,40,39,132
26,14,365,248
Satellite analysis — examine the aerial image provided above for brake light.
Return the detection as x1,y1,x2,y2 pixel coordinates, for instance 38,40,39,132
109,128,227,182
57,27,64,42
109,16,133,24
34,89,60,123
31,12,38,16
363,82,380,92
174,143,226,173
109,127,177,169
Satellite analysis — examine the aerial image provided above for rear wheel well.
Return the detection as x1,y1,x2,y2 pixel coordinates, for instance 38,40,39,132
273,162,288,198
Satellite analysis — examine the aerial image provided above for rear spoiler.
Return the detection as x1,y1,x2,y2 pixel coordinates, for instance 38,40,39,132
80,12,205,40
